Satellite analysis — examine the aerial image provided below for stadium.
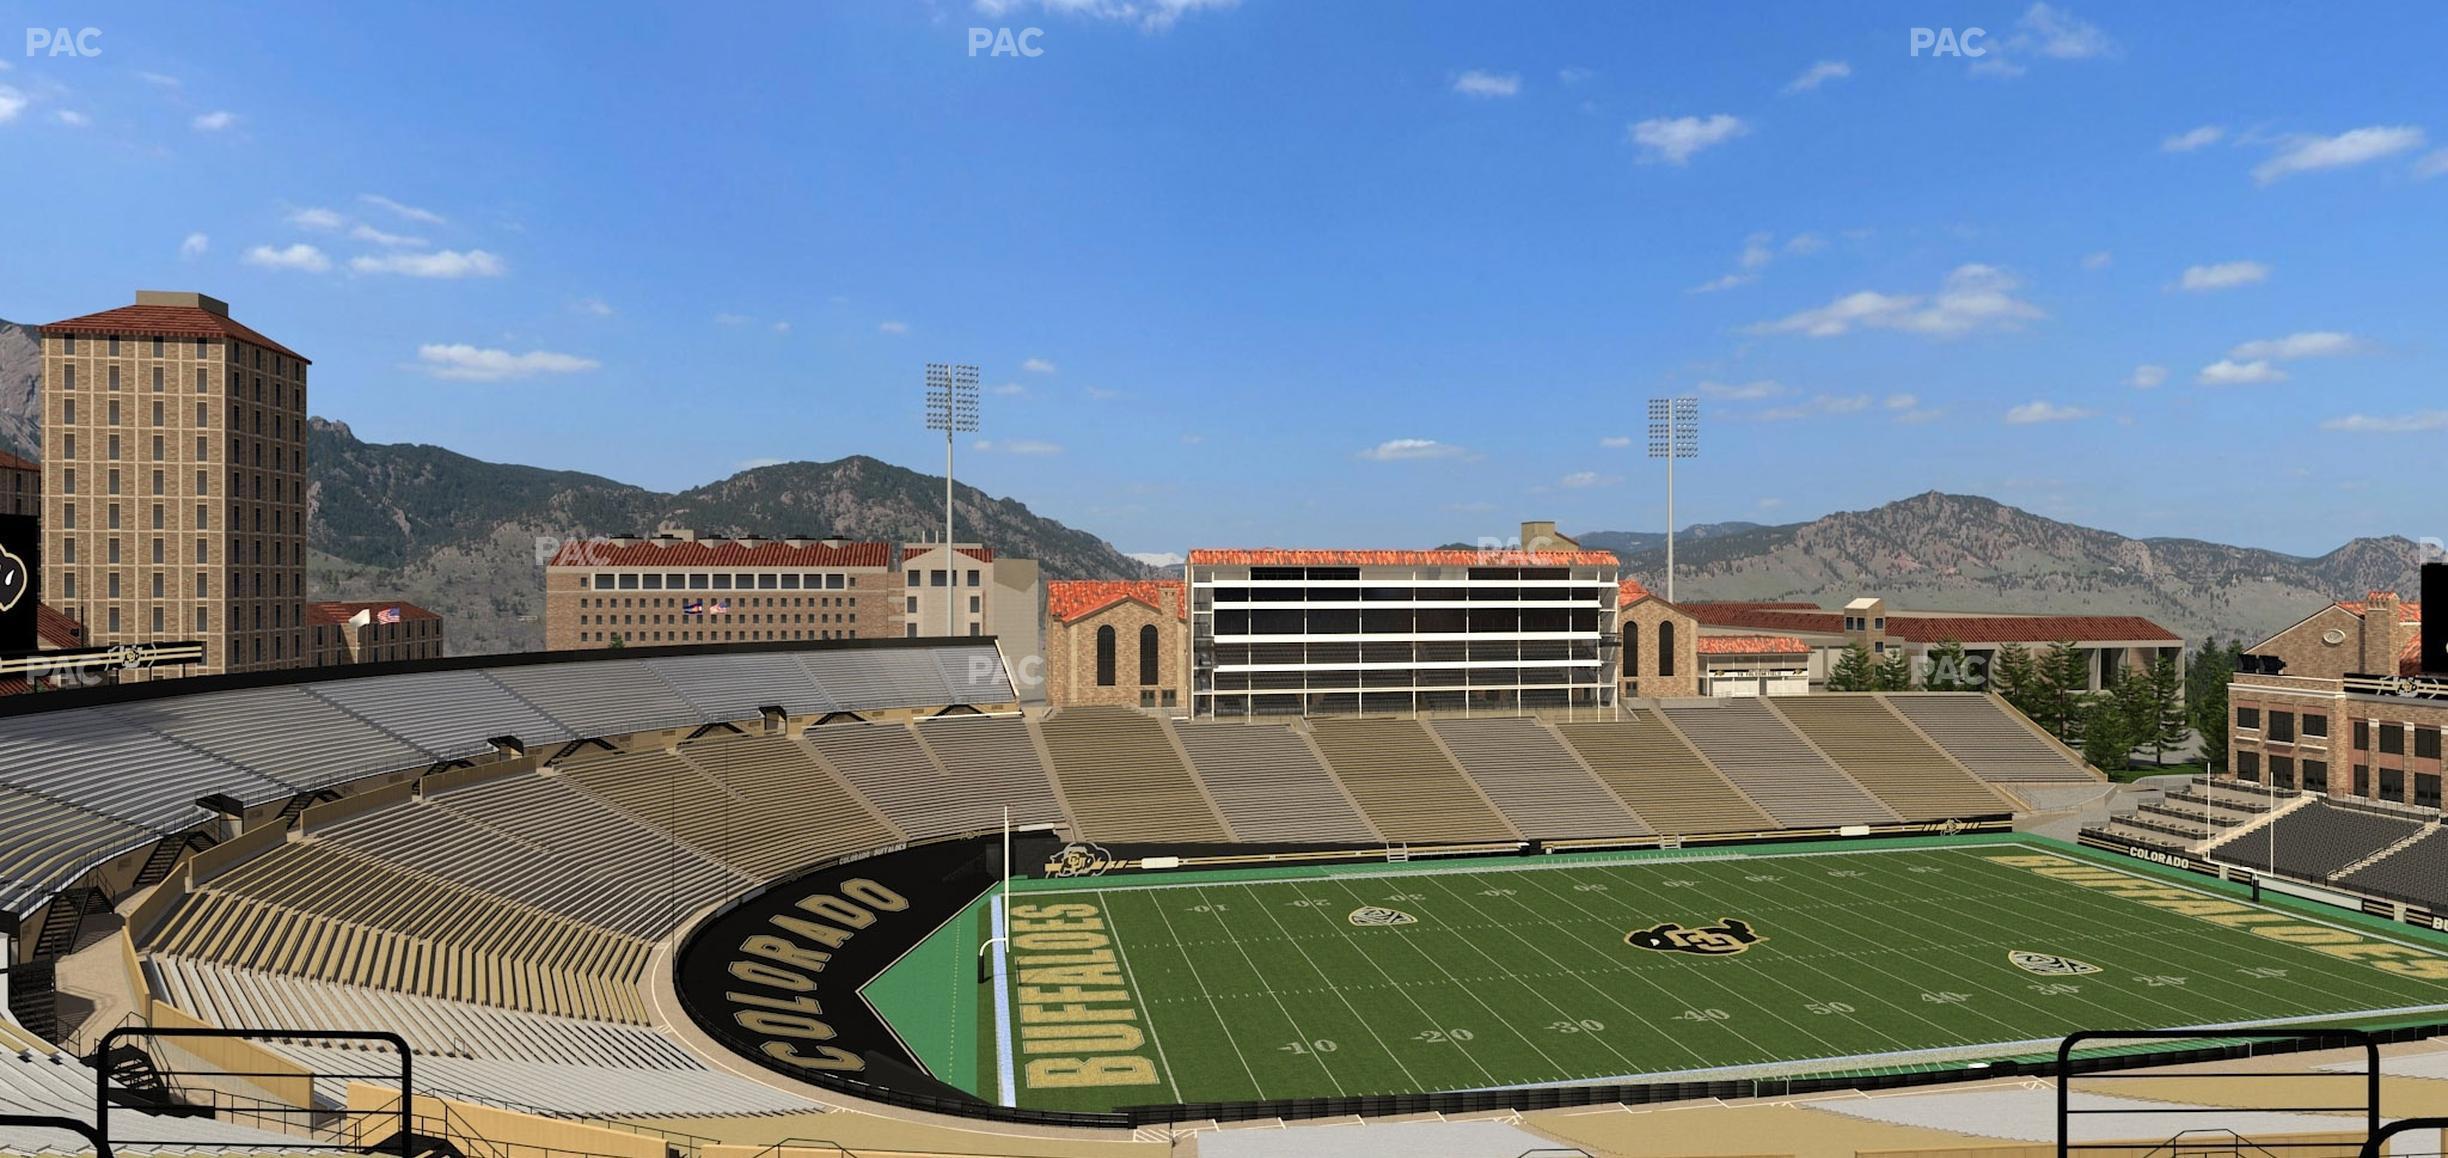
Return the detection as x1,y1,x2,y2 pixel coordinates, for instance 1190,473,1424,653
6,636,2448,1158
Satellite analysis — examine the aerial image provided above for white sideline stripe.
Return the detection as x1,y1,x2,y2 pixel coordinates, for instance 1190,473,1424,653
991,889,1017,1107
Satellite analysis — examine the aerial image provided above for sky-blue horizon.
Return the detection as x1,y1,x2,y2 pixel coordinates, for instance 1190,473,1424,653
4,1,2443,563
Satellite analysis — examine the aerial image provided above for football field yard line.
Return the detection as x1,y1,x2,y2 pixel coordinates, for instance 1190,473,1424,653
1096,888,1190,1103
1178,883,1345,1098
1401,870,1708,1072
1207,881,1425,1095
1155,886,1331,1091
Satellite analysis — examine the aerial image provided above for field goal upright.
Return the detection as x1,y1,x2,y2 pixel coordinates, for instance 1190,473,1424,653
2056,1030,2381,1158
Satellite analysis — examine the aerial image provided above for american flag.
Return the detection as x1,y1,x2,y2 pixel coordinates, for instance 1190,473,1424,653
711,599,730,615
377,607,402,624
684,599,704,616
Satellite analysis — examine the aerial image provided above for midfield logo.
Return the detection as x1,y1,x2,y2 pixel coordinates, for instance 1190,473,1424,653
1347,906,1416,927
1047,841,1117,878
1626,917,1764,956
2008,950,2101,976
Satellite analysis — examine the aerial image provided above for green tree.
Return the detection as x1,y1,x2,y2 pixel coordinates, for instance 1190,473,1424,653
2038,640,2091,740
1872,647,1914,691
2081,693,2136,772
1992,642,2042,720
1827,642,1875,692
2145,653,2188,766
1921,639,1978,692
2190,640,2241,772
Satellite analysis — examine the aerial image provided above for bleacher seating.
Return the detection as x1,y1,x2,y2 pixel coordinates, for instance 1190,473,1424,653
0,786,152,916
1554,715,1778,836
303,669,575,761
1884,694,2096,781
486,661,704,739
0,707,289,832
1173,721,1379,844
2210,799,2427,879
1770,696,2013,820
1306,719,1518,844
805,722,963,841
935,645,1019,704
903,715,1070,835
554,748,765,876
675,733,903,877
275,1045,827,1117
103,687,430,796
1429,717,1648,840
425,771,754,923
1,1033,315,1154
2338,825,2448,909
1035,707,1231,844
799,649,954,711
645,652,840,721
1661,701,1900,827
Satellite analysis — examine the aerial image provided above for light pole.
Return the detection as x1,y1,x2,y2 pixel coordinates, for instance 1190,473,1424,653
926,363,980,637
1647,397,1699,602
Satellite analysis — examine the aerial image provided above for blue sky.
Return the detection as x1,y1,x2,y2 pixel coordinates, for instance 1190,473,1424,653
3,2,2445,564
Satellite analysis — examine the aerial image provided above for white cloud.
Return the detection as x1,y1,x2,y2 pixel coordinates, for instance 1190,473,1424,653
414,344,599,381
2228,330,2368,361
1128,551,1187,568
1083,385,1123,401
771,321,791,334
1598,435,1633,448
2176,260,2269,291
1737,231,1775,270
2321,411,2448,434
178,233,209,260
1885,393,1943,423
572,297,615,317
990,382,1028,397
736,457,786,470
2004,400,2095,424
2196,359,2286,386
0,86,30,124
350,223,426,247
1627,114,1748,165
971,0,1236,32
287,207,346,231
1557,67,1595,86
1452,70,1521,98
2420,149,2448,180
358,193,446,225
2162,125,2225,152
1783,232,1826,255
191,110,237,132
713,313,752,327
349,249,505,278
139,72,181,88
974,438,1064,455
2127,364,2168,389
1022,357,1057,374
1757,497,1786,511
877,320,909,335
1687,272,1756,294
1783,60,1851,94
2253,125,2426,184
1699,379,1785,400
2081,250,2113,270
1759,393,1871,421
242,243,331,273
54,109,88,127
1179,433,1204,444
1558,471,1620,488
1357,438,1469,462
2012,2,2115,58
1750,264,2043,338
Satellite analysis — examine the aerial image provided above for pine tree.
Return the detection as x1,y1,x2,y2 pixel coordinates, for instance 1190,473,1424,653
1828,642,1875,692
2192,641,2239,773
1921,639,1977,692
2081,694,2134,773
1873,647,1914,691
2147,654,2187,766
2039,640,2090,740
1993,643,2041,719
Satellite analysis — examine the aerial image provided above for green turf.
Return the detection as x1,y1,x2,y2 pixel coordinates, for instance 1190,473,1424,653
860,884,996,1096
976,841,2448,1113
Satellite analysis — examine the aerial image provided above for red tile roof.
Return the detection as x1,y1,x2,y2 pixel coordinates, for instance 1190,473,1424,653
1882,615,2181,644
1696,634,1812,655
43,303,308,363
1048,579,1185,624
1685,604,1846,634
901,545,997,563
2337,599,2421,622
548,539,896,568
1188,548,1617,567
1617,578,1654,607
0,449,36,472
307,600,441,627
38,602,82,649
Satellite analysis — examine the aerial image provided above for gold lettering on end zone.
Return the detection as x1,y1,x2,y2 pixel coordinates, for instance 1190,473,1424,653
1010,901,1160,1088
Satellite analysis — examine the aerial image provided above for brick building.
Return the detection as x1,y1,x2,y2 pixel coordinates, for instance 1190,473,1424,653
1679,596,2183,692
2228,590,2443,812
1044,579,1187,709
0,449,37,518
39,291,311,677
308,600,446,666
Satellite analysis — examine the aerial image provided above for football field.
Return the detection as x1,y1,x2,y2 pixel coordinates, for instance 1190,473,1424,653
984,841,2448,1113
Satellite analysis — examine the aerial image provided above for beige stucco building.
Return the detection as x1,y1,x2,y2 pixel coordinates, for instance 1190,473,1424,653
39,292,310,677
1043,579,1187,709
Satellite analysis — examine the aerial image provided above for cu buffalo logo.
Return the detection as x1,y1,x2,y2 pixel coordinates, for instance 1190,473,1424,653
1047,841,1117,878
0,542,26,614
1626,917,1764,956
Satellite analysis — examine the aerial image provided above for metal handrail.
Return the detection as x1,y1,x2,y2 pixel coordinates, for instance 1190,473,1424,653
2359,1116,2448,1158
0,1115,112,1157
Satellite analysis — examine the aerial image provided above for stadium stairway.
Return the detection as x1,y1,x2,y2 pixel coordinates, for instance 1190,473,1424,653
1169,719,1380,844
1659,700,1900,827
1553,712,1778,837
1034,707,1233,845
1426,716,1649,840
1765,695,2015,821
1305,718,1519,845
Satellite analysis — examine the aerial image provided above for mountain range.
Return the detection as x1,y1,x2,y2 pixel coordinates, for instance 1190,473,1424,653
1588,491,2424,646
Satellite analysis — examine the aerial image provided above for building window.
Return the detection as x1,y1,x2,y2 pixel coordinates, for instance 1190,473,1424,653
2302,759,2328,793
2268,712,2294,743
2236,707,2261,731
2302,714,2328,739
1140,624,1160,686
1096,625,1118,686
1658,621,1675,678
2354,719,2370,750
2235,750,2260,780
2418,727,2442,760
2380,724,2405,756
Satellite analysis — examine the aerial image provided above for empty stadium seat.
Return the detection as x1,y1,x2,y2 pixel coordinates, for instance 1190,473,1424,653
675,732,904,876
2338,825,2448,910
1554,714,1779,836
1768,696,2013,821
2210,800,2426,879
1660,701,1899,827
1173,720,1379,844
1883,694,2096,782
1035,707,1231,844
1428,717,1649,840
1305,718,1518,844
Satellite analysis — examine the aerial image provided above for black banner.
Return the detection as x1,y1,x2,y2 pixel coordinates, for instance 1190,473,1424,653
672,837,1006,1104
2424,562,2448,675
0,513,36,656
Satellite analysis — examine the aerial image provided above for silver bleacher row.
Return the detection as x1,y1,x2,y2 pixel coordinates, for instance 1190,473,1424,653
0,644,1017,920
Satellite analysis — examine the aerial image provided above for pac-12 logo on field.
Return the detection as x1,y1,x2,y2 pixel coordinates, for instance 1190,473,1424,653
2008,950,2101,976
1627,918,1764,956
1348,906,1416,927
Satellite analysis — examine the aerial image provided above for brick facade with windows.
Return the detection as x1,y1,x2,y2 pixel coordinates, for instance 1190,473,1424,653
2230,592,2445,814
1044,580,1186,710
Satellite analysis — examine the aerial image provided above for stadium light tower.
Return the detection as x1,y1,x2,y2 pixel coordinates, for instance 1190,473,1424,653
925,363,980,637
1648,396,1699,602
